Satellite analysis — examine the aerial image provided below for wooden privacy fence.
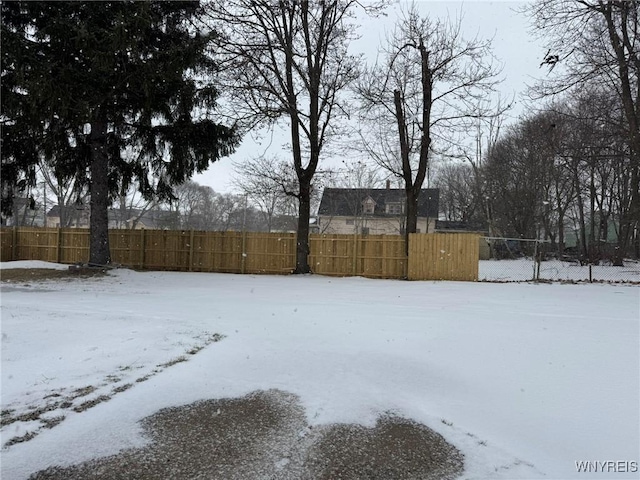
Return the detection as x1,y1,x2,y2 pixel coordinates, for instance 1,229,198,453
0,227,479,281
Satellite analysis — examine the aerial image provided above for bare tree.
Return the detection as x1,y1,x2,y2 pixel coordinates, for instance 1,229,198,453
480,90,631,262
483,118,552,241
37,158,88,228
232,156,298,232
525,0,640,263
432,162,478,222
554,89,630,262
210,0,380,272
355,4,502,252
329,158,386,190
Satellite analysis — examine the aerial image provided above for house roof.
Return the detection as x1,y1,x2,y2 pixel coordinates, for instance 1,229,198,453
46,205,88,217
10,197,35,209
318,188,439,218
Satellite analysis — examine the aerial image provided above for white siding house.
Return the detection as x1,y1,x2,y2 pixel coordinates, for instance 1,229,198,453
317,187,439,235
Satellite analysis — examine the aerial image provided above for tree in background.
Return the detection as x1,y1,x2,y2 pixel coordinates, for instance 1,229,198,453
37,156,90,228
233,156,299,233
210,0,379,273
483,114,556,241
525,0,639,263
555,89,631,262
479,90,634,263
1,1,238,264
432,162,478,223
355,5,502,253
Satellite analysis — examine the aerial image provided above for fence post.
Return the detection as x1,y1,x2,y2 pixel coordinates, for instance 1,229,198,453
11,227,18,261
533,240,539,281
140,229,146,269
189,230,194,272
56,228,62,263
536,240,542,281
352,233,358,276
404,235,409,279
241,230,247,274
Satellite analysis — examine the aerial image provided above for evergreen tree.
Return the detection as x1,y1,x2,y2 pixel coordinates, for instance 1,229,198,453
1,1,239,264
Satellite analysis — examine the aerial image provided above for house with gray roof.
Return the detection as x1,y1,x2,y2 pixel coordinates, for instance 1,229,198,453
317,187,439,235
45,205,90,228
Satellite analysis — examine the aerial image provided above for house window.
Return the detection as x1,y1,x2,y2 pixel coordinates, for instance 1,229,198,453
361,227,370,235
386,202,403,215
362,197,376,214
346,219,354,225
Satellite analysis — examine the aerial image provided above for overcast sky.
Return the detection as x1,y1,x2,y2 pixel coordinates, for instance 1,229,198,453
195,1,545,194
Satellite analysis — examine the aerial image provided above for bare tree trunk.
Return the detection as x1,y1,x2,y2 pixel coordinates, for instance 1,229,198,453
573,168,588,262
394,89,411,254
89,114,111,265
405,190,418,248
296,181,312,274
290,101,313,274
557,207,566,253
393,39,432,256
588,161,597,262
614,163,639,265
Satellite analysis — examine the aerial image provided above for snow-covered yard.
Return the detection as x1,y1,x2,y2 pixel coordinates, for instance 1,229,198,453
1,261,638,479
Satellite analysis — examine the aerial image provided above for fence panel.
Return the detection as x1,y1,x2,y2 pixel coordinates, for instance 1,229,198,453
0,228,14,262
110,230,143,268
408,233,479,281
245,232,295,274
60,228,89,264
140,230,187,271
191,230,219,272
359,235,406,278
309,234,355,276
15,227,59,263
308,234,406,279
217,231,243,273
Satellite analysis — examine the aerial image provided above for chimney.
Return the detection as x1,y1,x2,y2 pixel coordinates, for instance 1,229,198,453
386,179,391,190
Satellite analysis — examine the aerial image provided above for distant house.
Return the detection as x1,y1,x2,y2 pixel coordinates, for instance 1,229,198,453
108,208,168,230
45,205,90,228
317,187,439,235
46,205,166,229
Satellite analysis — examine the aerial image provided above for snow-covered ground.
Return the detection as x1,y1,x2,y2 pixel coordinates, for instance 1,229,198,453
1,261,639,479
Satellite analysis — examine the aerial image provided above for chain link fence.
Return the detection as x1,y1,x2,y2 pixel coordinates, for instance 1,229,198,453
479,237,640,283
